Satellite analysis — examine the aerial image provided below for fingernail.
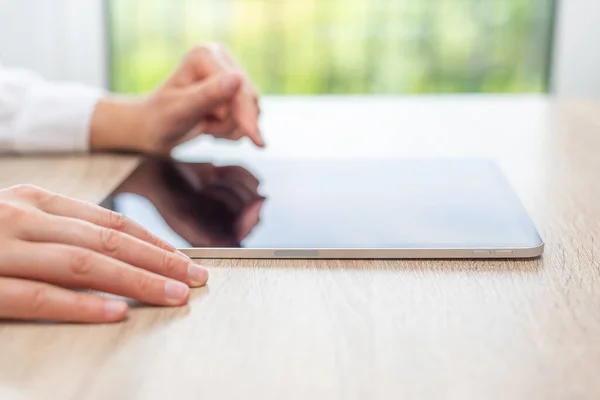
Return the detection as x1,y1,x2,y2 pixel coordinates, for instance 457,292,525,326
222,74,239,91
175,249,192,261
164,280,190,304
104,300,128,320
187,263,209,287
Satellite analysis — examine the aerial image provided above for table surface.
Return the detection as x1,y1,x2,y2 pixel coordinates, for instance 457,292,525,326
1,95,599,400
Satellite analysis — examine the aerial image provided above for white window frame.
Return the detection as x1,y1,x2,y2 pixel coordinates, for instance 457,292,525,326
552,0,600,99
0,0,107,88
60,0,108,88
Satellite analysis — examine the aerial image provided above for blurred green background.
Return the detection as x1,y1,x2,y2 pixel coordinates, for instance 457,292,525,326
107,0,556,95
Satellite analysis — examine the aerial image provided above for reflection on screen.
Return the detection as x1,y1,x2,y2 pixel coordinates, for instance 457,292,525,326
101,157,541,249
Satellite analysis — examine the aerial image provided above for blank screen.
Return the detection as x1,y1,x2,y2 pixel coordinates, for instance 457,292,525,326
100,158,542,250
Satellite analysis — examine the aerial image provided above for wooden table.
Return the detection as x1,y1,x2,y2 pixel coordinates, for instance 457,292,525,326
1,96,599,400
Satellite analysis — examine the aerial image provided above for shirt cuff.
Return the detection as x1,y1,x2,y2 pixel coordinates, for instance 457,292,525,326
13,82,105,154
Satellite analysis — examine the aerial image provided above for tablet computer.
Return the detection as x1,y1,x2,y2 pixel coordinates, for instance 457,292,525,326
99,157,544,259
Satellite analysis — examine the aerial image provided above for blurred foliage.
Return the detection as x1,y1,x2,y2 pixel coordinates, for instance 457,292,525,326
107,0,555,94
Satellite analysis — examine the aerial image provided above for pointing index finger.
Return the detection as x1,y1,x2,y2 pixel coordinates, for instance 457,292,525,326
210,45,264,147
233,96,264,147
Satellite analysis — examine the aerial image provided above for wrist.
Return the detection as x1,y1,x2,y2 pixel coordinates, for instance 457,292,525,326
89,96,149,152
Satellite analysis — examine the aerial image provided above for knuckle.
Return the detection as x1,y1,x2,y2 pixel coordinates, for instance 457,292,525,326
29,286,50,313
160,251,180,276
107,210,128,231
134,274,154,293
70,296,88,317
100,228,122,255
148,232,171,251
149,234,163,248
0,201,28,221
68,249,95,276
9,184,49,203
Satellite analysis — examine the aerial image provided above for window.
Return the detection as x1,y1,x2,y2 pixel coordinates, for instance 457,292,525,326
107,0,556,95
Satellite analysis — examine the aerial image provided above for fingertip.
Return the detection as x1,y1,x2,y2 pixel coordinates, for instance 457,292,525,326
250,132,265,148
239,120,264,148
164,280,191,306
104,299,129,322
187,263,209,288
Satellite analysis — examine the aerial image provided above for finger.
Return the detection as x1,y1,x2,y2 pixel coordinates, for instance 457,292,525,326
188,44,235,120
172,44,263,147
171,129,202,149
169,43,232,86
219,46,260,96
35,189,177,254
197,116,237,138
185,73,242,116
20,214,208,288
212,105,230,122
3,242,191,307
216,47,263,147
170,43,238,119
232,97,264,148
216,46,260,103
189,44,262,147
229,128,245,141
194,43,234,79
0,277,128,323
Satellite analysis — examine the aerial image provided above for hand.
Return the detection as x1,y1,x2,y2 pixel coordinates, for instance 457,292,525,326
90,43,263,153
0,184,209,323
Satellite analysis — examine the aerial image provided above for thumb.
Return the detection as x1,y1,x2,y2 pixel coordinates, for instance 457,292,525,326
184,73,242,115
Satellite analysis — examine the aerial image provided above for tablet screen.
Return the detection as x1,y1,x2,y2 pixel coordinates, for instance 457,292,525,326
100,157,542,250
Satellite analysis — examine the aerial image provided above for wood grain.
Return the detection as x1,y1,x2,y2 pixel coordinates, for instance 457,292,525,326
1,96,600,400
0,154,139,203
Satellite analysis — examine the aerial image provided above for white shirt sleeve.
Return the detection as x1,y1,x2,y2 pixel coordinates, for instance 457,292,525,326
0,64,104,154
